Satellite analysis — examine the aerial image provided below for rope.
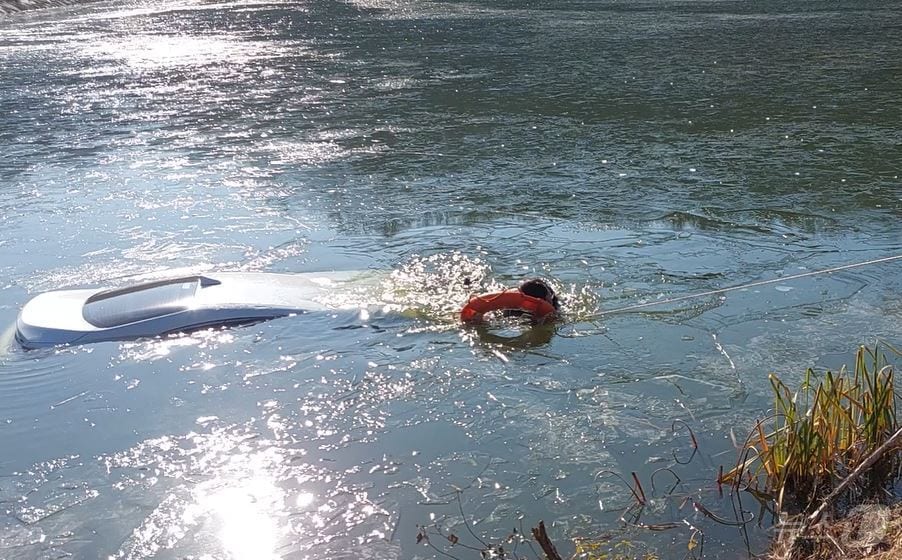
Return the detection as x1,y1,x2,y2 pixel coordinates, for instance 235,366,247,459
593,253,902,317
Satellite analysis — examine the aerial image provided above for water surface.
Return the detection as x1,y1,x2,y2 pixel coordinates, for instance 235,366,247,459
1,0,900,558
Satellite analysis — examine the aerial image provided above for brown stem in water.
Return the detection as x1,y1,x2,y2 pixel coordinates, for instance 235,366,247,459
531,521,563,560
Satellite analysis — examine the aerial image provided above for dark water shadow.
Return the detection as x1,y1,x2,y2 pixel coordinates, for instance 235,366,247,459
471,322,556,349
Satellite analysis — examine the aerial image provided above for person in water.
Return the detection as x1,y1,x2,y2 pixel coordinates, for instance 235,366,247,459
460,277,560,323
517,278,560,312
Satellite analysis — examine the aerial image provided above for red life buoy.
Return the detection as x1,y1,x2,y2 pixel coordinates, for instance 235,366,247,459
460,291,556,323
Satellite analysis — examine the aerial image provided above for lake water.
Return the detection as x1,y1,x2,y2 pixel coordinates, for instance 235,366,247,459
1,0,900,558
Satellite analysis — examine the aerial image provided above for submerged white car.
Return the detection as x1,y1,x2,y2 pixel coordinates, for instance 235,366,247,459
15,271,368,349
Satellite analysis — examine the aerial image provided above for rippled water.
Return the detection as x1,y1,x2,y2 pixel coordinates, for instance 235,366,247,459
1,0,901,558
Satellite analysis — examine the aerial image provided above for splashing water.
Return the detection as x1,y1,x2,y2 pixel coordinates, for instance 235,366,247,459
381,252,502,321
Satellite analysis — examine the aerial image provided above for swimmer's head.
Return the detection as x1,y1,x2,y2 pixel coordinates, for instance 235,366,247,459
518,278,560,310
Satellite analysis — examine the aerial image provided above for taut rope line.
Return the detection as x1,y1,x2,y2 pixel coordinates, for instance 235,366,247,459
594,253,902,317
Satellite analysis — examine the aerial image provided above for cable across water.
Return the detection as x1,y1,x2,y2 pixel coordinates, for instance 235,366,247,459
593,253,902,317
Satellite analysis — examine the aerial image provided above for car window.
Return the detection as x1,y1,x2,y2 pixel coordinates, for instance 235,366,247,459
82,277,200,328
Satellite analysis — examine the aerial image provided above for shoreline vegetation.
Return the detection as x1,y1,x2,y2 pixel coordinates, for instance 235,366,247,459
417,343,900,560
730,342,902,560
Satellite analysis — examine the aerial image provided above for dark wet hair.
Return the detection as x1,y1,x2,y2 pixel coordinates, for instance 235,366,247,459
519,278,560,310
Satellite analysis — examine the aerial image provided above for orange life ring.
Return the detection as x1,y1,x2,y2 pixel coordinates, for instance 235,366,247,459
460,290,557,323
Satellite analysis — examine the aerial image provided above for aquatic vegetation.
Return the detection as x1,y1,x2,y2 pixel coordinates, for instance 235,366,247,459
412,344,902,560
718,343,902,559
721,343,900,514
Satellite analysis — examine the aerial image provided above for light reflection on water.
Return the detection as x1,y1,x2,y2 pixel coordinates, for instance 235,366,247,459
1,246,899,560
96,422,397,559
1,0,901,558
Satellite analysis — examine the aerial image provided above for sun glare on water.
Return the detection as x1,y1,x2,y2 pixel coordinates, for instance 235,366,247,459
183,457,289,560
202,483,281,560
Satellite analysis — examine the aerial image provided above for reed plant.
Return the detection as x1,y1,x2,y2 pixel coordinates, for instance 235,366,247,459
721,344,900,513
